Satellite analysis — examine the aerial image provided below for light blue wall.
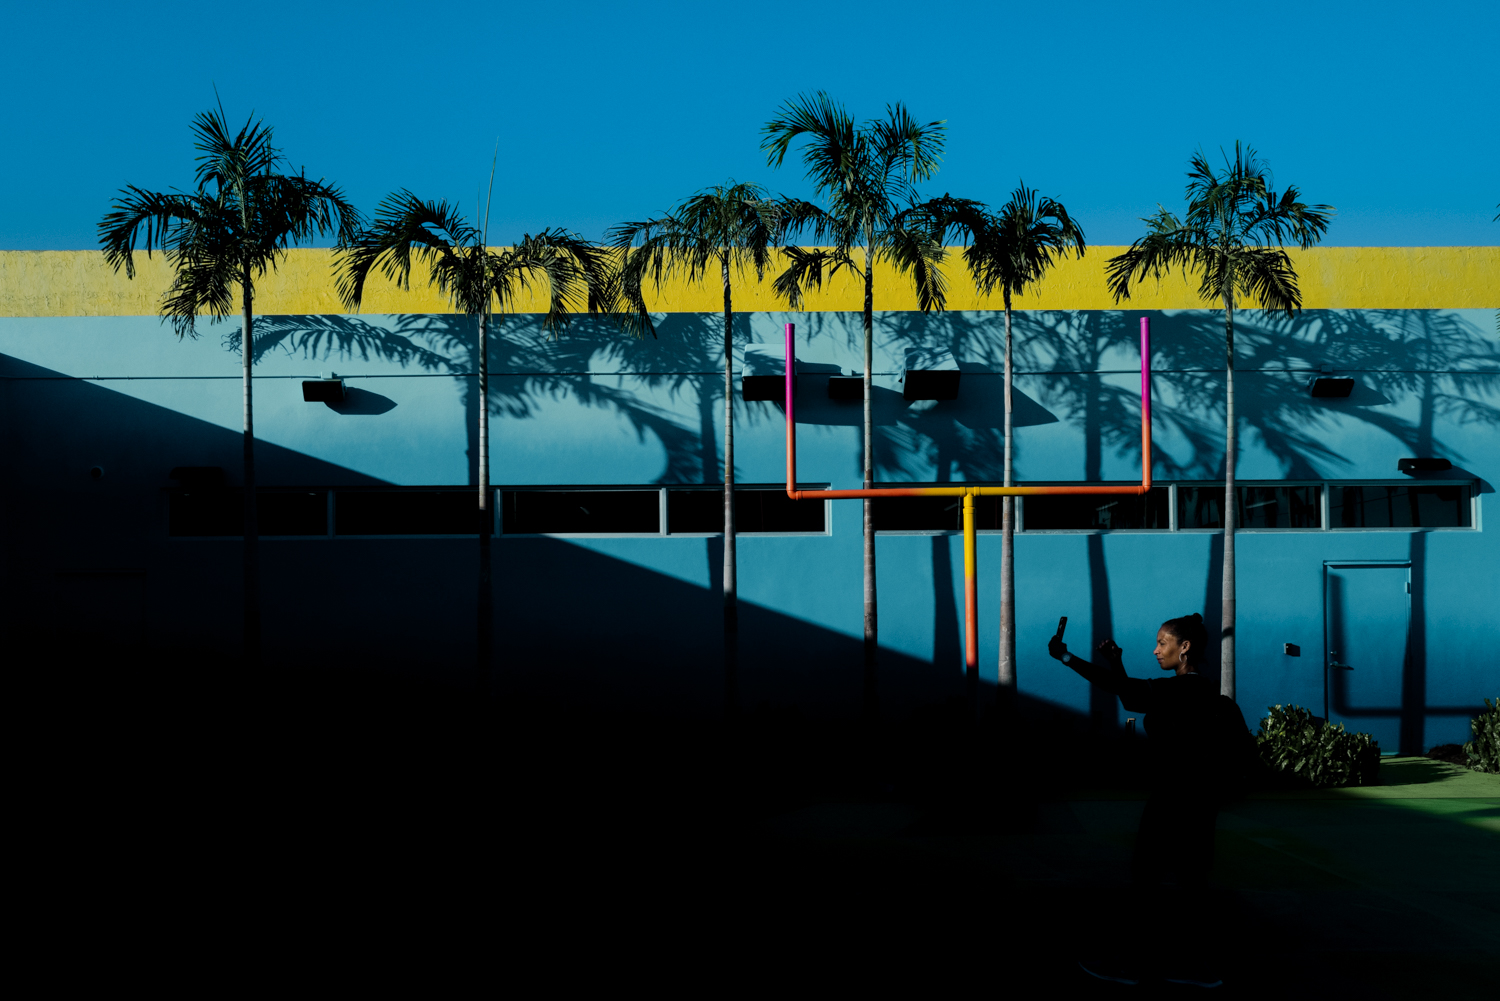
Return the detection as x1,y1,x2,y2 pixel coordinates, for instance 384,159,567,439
2,308,1495,745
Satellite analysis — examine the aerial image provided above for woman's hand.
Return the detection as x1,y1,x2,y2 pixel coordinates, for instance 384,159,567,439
1097,639,1123,666
1048,635,1069,661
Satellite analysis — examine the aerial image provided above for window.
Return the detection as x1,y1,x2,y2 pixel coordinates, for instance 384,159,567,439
1178,485,1323,529
337,491,479,535
667,488,826,533
1025,488,1170,530
169,490,327,537
873,495,1001,532
501,490,660,534
1329,484,1469,528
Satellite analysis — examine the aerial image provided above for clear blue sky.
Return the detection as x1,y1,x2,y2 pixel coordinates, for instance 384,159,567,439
3,0,1496,249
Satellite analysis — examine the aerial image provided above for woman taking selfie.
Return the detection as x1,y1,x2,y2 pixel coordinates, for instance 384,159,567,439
1049,612,1256,988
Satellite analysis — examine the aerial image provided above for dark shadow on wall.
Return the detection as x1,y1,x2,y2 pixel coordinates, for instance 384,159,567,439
494,537,972,717
930,535,961,676
0,353,391,653
0,351,978,717
326,387,398,415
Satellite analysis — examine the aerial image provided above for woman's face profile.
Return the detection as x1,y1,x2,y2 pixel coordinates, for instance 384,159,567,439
1154,627,1190,672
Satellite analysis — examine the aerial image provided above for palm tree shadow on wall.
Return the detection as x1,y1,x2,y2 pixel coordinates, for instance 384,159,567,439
230,307,1496,737
243,313,723,488
985,307,1494,744
859,307,1496,734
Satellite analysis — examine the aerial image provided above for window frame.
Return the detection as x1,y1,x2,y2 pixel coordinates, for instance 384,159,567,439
162,479,1480,539
868,480,1479,536
660,484,832,538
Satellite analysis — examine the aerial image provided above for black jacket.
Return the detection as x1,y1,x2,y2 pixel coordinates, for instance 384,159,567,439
1064,655,1257,801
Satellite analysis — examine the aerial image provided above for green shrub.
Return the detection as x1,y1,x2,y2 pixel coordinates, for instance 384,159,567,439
1256,704,1381,788
1463,697,1499,774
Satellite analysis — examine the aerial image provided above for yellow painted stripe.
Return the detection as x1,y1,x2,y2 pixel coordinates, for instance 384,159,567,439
1,246,1494,317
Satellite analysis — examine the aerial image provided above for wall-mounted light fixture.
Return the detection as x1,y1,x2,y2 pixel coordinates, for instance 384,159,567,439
1308,376,1354,397
302,373,346,403
827,375,863,400
902,348,960,401
1398,458,1451,474
742,345,796,401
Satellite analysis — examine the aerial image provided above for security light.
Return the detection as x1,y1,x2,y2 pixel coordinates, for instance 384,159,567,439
827,375,863,400
742,344,795,401
1308,376,1354,397
303,374,346,403
902,348,960,401
1398,458,1451,474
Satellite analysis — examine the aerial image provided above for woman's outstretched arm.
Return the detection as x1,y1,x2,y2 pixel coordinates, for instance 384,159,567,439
1048,636,1151,710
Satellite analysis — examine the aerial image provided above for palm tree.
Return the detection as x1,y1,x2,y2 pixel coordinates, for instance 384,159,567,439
762,93,956,717
957,184,1085,707
99,106,359,663
608,182,793,714
1106,144,1332,699
337,189,615,680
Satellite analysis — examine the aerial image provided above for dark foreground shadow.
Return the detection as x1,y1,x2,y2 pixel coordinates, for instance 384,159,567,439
23,652,1496,998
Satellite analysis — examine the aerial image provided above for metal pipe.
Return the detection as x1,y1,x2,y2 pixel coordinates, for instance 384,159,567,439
963,492,977,677
782,317,1155,685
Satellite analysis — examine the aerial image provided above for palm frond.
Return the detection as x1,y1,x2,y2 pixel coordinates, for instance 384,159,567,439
607,181,796,337
494,229,614,334
869,102,945,189
98,187,207,278
882,213,948,313
1105,207,1200,302
1111,143,1331,316
959,183,1085,301
192,107,279,194
761,91,858,182
338,191,473,310
772,246,846,309
1233,246,1302,316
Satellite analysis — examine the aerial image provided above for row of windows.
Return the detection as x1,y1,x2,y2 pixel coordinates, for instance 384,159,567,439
880,483,1471,532
168,487,826,537
169,482,1474,538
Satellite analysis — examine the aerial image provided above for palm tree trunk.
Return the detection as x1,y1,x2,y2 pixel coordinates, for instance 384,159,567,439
1221,288,1236,699
861,241,878,719
241,261,260,664
999,291,1016,705
477,310,493,687
722,256,738,718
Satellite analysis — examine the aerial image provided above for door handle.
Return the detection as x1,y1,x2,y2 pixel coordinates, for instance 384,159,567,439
1330,662,1353,670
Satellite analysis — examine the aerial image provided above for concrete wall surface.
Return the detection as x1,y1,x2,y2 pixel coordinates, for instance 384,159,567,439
2,297,1496,748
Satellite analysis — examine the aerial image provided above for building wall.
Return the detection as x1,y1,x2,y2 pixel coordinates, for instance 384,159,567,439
2,249,1496,746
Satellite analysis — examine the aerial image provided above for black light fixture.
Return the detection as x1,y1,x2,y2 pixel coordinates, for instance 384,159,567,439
1309,376,1354,397
827,375,863,400
741,344,795,401
1398,458,1451,474
302,373,346,403
902,348,960,401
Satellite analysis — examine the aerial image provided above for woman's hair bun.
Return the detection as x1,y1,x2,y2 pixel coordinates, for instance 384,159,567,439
1161,612,1211,665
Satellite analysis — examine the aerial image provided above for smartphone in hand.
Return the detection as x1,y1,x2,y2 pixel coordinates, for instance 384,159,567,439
1056,616,1068,640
